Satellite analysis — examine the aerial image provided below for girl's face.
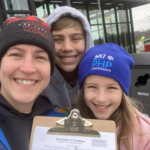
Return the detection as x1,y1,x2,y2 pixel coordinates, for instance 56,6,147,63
84,75,122,120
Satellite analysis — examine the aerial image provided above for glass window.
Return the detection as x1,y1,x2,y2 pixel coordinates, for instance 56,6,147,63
0,14,4,32
127,9,131,22
43,4,48,18
49,4,54,13
4,0,29,10
72,5,87,18
36,2,48,20
129,23,133,52
89,5,102,25
118,23,131,52
55,4,60,8
91,25,105,45
91,25,98,31
106,24,118,44
117,10,127,23
7,14,30,18
90,18,97,24
104,9,116,24
90,11,102,25
36,2,60,20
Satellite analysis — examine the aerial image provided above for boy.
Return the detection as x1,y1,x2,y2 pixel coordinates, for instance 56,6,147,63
0,16,65,150
42,6,94,110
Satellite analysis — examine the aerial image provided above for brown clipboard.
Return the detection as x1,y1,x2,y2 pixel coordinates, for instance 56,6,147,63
29,115,117,150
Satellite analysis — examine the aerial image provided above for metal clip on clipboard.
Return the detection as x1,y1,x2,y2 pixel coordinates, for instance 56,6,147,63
47,109,101,138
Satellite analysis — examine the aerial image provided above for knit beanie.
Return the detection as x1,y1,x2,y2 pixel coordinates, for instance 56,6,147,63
0,16,55,74
78,43,134,95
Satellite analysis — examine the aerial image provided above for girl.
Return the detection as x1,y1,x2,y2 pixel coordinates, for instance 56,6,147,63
77,43,150,150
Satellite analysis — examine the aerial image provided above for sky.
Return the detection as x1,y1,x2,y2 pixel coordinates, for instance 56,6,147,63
132,3,150,31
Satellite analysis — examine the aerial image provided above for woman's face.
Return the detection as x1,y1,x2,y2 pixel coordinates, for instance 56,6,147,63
0,44,51,113
84,75,122,120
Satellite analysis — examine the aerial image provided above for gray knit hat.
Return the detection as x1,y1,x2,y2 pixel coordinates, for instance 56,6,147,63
0,16,55,74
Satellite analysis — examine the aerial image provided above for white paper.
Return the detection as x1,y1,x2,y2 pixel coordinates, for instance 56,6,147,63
31,126,116,150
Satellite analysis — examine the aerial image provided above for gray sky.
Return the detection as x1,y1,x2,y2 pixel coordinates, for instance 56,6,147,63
132,3,150,31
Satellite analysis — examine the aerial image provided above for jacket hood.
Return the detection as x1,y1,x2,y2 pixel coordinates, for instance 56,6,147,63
0,94,53,119
46,6,94,52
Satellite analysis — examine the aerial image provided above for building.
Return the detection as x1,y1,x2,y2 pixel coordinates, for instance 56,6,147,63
0,0,150,53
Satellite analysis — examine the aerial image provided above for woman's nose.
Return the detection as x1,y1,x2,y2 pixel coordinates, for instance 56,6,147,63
19,57,36,74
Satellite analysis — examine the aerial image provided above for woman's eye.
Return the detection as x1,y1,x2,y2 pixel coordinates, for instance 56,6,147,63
10,53,21,57
37,56,47,60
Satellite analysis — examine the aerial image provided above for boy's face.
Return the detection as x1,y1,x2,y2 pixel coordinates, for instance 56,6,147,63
52,25,85,73
0,44,51,113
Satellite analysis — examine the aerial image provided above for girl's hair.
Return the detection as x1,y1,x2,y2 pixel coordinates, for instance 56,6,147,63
51,16,85,36
76,85,144,150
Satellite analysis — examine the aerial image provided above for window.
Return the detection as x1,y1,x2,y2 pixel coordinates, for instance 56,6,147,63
118,23,131,52
89,5,102,25
104,9,116,24
72,4,87,18
91,25,105,45
129,23,134,53
106,24,118,44
36,2,60,20
88,4,105,45
7,14,30,18
127,9,131,22
4,0,29,10
49,4,54,13
117,10,127,23
36,2,49,20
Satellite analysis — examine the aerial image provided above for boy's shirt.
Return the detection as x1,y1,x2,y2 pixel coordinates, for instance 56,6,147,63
42,67,79,110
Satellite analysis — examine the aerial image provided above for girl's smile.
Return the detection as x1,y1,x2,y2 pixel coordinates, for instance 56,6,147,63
94,104,111,112
84,75,122,120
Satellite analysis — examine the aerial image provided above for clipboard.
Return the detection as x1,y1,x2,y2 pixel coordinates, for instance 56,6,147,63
29,109,117,150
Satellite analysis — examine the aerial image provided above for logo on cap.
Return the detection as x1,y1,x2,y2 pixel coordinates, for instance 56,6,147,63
91,54,114,72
